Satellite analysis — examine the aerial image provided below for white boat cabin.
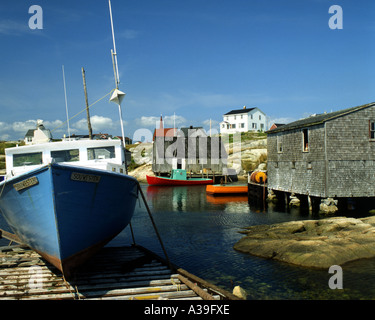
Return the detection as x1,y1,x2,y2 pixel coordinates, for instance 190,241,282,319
5,139,127,178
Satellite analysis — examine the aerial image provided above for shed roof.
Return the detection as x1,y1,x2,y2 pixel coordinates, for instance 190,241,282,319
266,102,375,134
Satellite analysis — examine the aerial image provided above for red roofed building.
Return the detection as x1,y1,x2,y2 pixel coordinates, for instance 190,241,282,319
153,115,177,141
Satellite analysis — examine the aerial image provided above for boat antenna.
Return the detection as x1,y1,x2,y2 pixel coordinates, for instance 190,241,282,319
62,65,71,140
108,0,128,174
109,0,120,88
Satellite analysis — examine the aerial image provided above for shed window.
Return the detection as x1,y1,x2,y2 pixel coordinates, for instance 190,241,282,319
277,136,283,153
302,129,309,152
370,121,375,140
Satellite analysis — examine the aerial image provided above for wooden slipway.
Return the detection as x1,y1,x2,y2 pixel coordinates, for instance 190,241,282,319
0,234,238,300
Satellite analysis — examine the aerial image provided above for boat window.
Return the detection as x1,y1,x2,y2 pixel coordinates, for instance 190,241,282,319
87,146,115,160
51,149,79,163
13,152,43,167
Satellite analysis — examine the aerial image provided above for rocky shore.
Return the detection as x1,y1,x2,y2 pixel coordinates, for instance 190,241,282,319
234,216,375,269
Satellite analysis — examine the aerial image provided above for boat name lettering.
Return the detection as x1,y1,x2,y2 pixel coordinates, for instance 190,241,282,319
71,172,101,183
13,177,39,191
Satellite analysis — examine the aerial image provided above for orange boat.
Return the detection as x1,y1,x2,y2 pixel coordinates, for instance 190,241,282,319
206,184,248,195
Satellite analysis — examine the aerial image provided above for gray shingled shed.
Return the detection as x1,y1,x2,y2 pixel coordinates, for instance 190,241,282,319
266,102,375,209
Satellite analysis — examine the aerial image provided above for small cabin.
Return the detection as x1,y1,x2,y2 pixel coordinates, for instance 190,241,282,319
266,102,375,201
152,126,228,175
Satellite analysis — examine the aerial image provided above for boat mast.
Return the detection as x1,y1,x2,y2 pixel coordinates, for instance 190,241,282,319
108,0,128,173
82,67,93,140
62,65,71,140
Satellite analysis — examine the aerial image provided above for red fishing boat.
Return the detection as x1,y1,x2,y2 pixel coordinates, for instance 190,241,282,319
146,169,213,186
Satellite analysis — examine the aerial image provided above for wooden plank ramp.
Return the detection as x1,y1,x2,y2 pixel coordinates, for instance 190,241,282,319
0,243,238,300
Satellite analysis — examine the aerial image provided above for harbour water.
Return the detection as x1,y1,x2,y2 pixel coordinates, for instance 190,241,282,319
111,184,375,300
1,184,375,299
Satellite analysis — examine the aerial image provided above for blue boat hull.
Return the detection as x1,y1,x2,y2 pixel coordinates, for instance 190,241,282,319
0,164,138,278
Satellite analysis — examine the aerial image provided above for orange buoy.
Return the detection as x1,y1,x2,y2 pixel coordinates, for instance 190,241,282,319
250,171,267,184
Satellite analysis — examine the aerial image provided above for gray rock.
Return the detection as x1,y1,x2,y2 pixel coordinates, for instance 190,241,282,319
234,217,375,269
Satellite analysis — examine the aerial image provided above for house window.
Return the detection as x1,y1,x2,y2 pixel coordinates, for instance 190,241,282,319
240,123,245,128
234,115,236,120
370,121,375,140
241,115,243,119
259,115,262,120
252,123,257,129
231,124,236,129
302,129,309,152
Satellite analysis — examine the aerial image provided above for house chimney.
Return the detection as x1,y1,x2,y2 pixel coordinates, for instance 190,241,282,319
243,106,246,109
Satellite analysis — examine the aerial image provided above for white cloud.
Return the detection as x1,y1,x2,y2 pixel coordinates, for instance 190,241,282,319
0,20,29,36
118,29,139,40
202,119,219,127
135,114,187,128
0,134,11,141
135,116,160,127
0,116,126,141
163,115,187,126
12,120,37,132
72,115,119,133
0,122,11,133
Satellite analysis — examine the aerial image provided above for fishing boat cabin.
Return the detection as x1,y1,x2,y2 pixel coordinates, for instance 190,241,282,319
266,102,375,208
5,139,128,179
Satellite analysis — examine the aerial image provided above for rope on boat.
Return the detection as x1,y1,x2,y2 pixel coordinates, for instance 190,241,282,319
136,182,172,270
50,89,115,134
0,175,8,199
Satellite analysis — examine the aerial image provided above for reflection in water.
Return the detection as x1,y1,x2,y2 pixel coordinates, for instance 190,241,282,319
2,183,375,299
124,185,375,299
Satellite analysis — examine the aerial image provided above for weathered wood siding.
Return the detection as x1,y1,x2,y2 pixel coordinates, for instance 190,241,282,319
267,123,326,197
152,135,227,174
268,105,375,198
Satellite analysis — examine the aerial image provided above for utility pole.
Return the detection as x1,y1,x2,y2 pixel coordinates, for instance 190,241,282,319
82,67,93,139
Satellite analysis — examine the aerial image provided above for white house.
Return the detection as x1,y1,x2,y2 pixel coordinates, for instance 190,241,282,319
24,120,53,145
220,106,267,134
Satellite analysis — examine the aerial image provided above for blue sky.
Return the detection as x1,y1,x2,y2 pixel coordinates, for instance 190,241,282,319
1,0,375,141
